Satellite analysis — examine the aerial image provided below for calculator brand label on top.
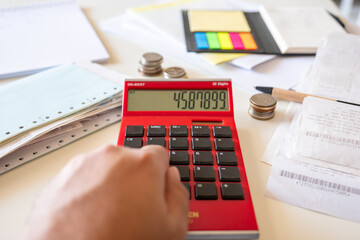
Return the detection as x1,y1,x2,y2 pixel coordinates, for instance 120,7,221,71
127,82,145,87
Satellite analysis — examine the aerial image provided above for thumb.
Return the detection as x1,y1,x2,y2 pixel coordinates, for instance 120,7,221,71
165,167,189,230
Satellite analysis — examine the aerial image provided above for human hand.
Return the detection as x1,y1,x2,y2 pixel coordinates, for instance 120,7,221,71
20,145,189,240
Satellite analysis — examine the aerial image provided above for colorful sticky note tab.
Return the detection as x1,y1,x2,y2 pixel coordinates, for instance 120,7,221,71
194,32,209,49
229,32,244,49
239,33,257,50
217,32,233,50
206,32,221,49
188,10,251,32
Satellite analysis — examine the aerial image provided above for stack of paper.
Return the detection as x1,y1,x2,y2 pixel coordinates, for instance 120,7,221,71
0,0,109,79
264,33,360,223
0,63,125,174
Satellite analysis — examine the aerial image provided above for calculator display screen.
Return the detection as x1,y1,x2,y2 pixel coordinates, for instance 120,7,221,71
127,89,229,111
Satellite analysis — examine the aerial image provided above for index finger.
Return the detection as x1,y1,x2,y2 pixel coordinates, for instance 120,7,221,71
138,145,169,182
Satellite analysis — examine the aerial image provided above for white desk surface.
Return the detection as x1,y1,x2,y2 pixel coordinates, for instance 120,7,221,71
1,0,360,239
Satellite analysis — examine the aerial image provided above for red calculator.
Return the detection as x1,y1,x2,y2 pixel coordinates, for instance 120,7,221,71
117,79,258,239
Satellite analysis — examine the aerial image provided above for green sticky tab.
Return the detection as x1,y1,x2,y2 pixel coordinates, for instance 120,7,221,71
206,32,221,49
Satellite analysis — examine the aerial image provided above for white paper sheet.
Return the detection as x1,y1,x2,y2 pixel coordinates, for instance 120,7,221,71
229,54,276,70
267,156,360,223
292,97,360,169
0,0,109,79
298,33,360,103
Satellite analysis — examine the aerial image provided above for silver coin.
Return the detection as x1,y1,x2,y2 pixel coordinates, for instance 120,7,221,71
138,64,163,71
140,59,162,67
163,67,186,78
138,66,162,74
142,52,163,63
139,60,161,67
248,107,275,120
250,93,277,108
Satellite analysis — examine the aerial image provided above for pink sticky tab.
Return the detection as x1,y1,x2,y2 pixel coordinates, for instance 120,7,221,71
229,32,244,49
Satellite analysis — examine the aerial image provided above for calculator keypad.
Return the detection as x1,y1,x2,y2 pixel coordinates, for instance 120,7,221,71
123,125,244,200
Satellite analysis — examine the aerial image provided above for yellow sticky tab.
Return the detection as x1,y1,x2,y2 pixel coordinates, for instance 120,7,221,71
199,53,248,65
217,33,233,50
239,33,257,50
188,10,251,32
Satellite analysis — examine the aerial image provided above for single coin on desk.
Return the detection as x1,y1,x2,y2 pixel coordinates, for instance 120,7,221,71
164,67,187,79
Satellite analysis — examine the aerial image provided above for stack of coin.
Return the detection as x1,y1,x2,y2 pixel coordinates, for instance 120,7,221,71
248,93,277,120
138,52,163,76
163,67,187,79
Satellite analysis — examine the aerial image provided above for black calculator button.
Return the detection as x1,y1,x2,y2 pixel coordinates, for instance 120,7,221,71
169,137,188,150
213,126,232,138
169,151,189,165
219,167,240,182
193,151,213,165
170,125,188,137
221,183,244,200
216,152,238,166
194,166,215,181
125,125,144,137
195,183,217,200
191,125,210,137
192,138,212,150
147,125,166,137
182,182,191,199
174,166,190,181
124,138,142,148
214,138,234,151
146,137,166,147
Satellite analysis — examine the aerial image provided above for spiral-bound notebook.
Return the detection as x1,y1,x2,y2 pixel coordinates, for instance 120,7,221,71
0,0,109,79
0,63,124,174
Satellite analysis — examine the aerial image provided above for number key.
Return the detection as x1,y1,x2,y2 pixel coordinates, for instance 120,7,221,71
169,137,188,150
193,151,213,165
195,183,217,200
194,166,215,181
169,151,189,165
146,137,165,147
192,138,212,150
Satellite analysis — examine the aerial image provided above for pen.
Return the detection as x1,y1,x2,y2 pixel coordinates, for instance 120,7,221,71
255,86,360,107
